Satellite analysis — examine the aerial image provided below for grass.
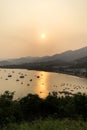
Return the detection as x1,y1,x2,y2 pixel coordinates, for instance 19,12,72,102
2,119,87,130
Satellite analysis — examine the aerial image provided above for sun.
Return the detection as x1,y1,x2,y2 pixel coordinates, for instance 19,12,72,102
41,33,46,39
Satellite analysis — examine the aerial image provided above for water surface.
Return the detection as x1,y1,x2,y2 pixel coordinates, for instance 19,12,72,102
0,69,87,99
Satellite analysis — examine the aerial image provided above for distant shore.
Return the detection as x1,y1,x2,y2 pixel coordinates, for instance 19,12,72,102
27,68,87,78
0,66,86,79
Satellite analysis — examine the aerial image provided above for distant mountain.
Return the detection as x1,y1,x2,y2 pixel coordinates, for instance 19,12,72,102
71,56,87,68
76,56,87,63
0,46,87,66
52,46,87,62
0,56,52,65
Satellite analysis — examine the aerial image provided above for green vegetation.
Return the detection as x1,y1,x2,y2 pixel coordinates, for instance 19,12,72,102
2,119,87,130
0,91,87,129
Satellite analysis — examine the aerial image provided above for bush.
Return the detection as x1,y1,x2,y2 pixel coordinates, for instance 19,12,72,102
0,91,87,126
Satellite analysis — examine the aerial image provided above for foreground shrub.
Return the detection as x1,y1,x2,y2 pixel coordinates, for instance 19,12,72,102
0,91,87,126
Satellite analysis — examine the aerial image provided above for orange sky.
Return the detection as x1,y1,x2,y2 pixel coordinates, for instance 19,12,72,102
0,0,87,58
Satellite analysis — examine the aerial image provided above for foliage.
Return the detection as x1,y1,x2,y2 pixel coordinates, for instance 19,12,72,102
0,91,87,127
2,119,87,130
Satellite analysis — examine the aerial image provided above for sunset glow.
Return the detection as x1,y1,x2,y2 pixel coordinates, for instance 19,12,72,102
36,71,49,98
0,0,87,58
41,34,46,39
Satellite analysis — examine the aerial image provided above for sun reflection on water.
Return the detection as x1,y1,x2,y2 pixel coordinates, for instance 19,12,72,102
35,71,49,98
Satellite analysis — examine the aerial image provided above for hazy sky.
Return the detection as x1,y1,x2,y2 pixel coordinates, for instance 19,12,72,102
0,0,87,58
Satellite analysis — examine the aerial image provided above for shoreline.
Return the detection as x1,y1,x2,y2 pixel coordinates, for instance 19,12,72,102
27,68,87,79
0,67,86,79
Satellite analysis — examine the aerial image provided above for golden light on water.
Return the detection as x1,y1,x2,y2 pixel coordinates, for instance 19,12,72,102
35,71,49,98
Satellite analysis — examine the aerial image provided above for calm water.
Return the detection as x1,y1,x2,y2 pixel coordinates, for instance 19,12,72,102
0,69,87,99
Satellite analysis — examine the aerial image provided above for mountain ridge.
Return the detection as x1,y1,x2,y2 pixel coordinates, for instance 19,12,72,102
0,46,87,66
